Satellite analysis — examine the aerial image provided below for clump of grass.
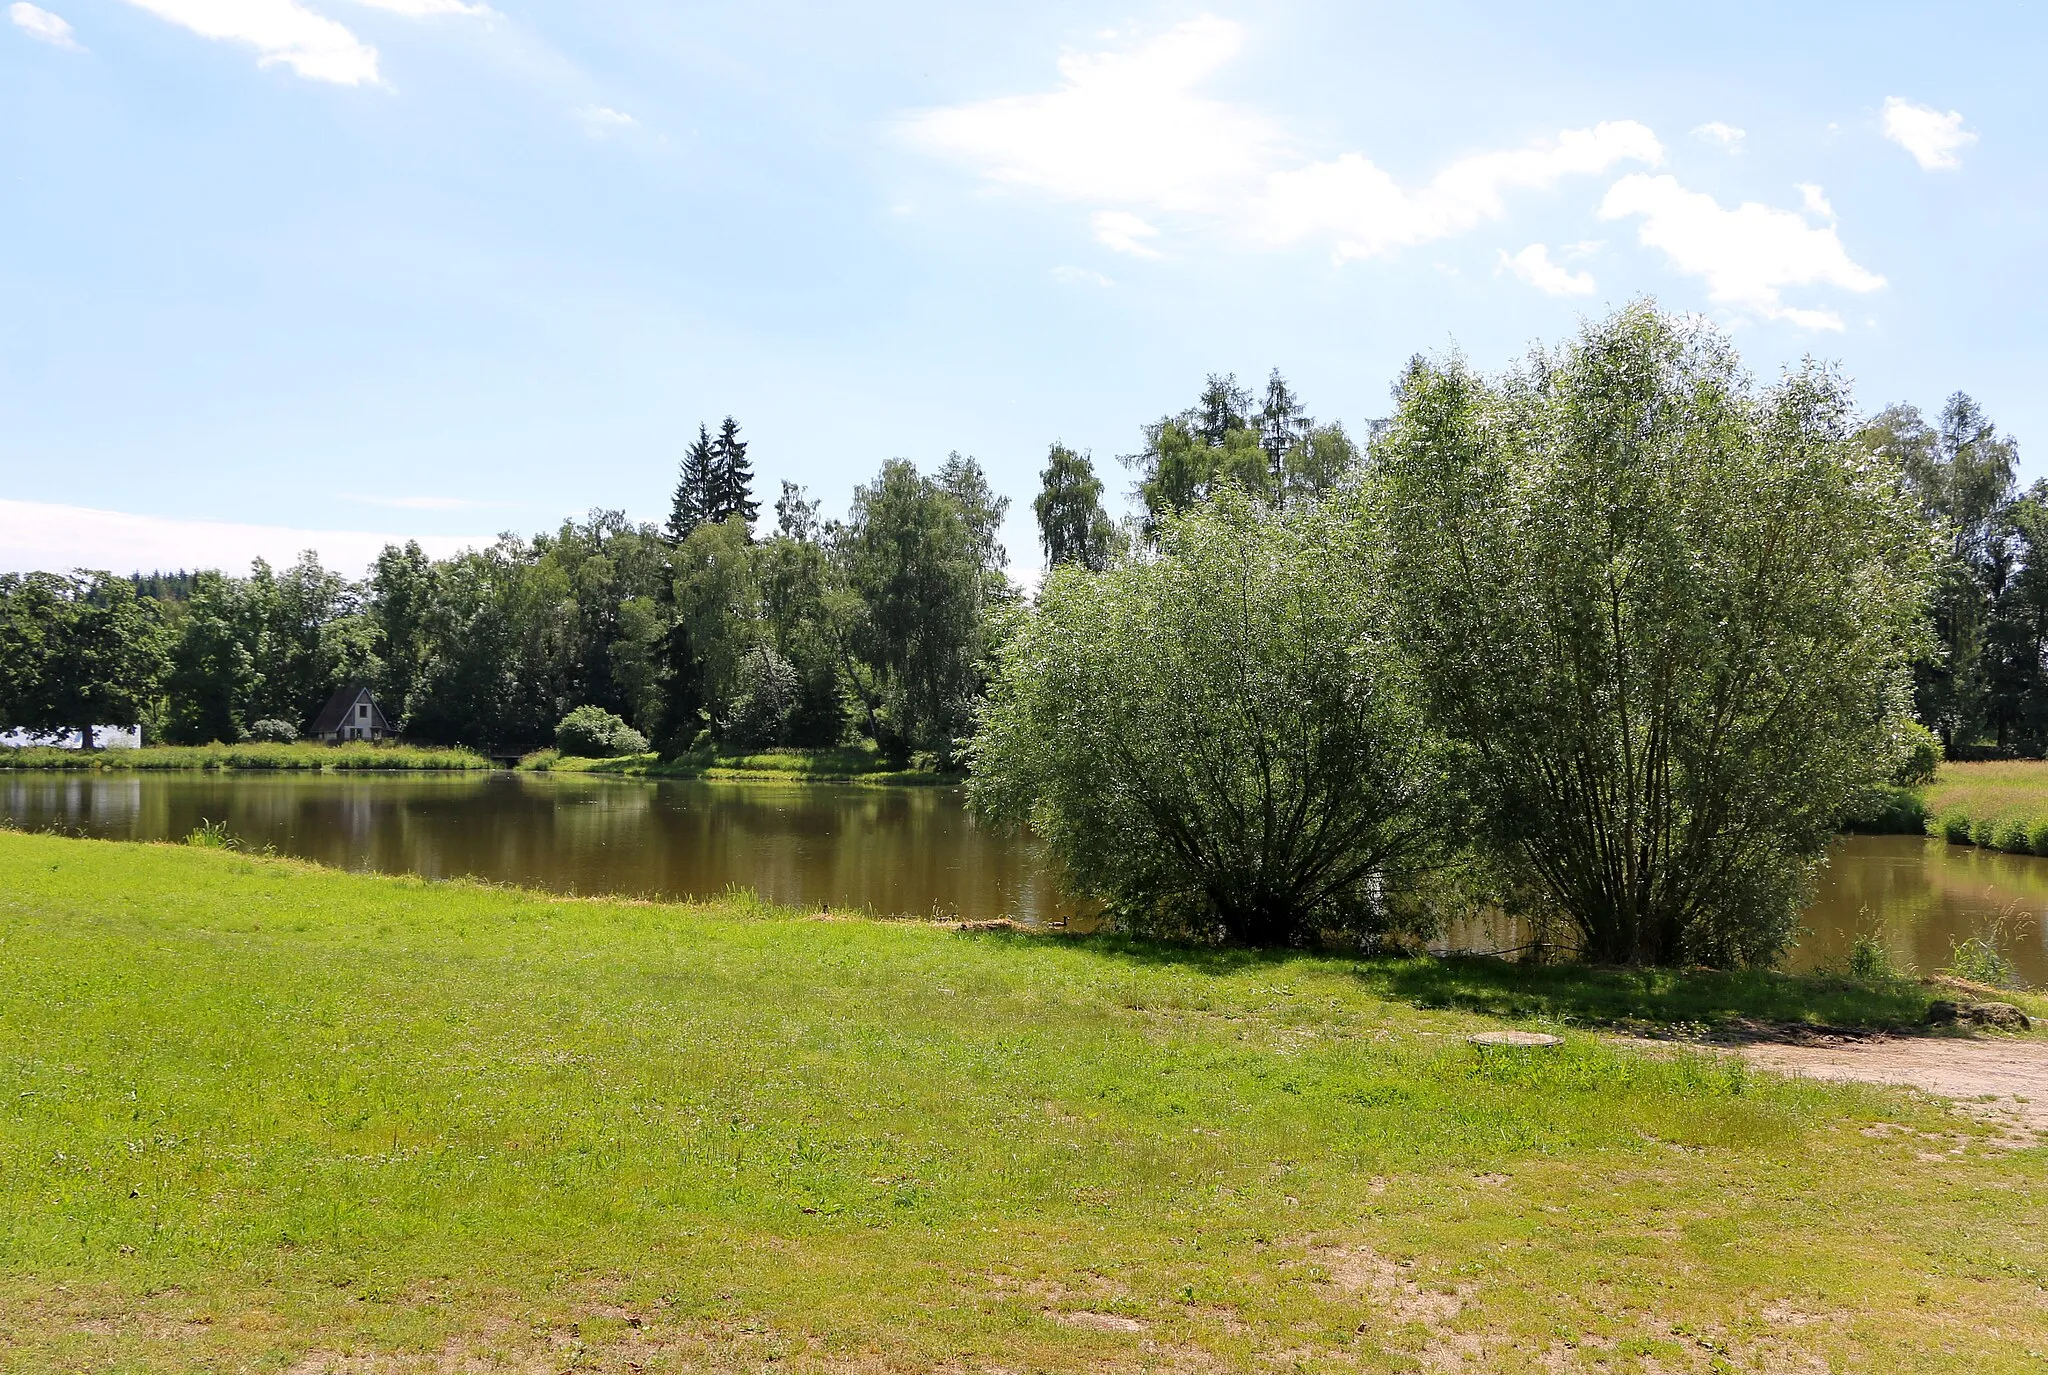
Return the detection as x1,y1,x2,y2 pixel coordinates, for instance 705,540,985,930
1992,816,2034,854
1845,930,1909,983
1938,809,1974,843
184,818,240,850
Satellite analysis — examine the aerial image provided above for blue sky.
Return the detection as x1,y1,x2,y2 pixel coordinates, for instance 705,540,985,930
2,0,2040,577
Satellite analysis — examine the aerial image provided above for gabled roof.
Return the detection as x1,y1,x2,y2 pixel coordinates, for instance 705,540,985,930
308,684,378,736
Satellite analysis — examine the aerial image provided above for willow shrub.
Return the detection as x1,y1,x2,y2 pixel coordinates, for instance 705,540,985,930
1374,303,1930,968
968,493,1450,947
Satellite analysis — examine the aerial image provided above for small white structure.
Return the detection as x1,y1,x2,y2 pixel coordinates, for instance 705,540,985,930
0,725,142,750
309,686,393,743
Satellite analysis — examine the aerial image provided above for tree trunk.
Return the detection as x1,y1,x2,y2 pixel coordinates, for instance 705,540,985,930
78,721,96,753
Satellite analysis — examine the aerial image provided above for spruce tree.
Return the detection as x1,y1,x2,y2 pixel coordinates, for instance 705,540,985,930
707,416,759,531
667,424,716,543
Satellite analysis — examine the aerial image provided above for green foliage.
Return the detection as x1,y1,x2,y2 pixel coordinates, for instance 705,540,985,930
1939,809,1974,843
1376,303,1932,968
1891,720,1944,787
831,456,1012,765
555,705,647,758
1992,815,2034,853
720,643,800,749
0,570,170,743
971,493,1450,946
1971,815,1998,847
1033,442,1118,572
247,718,298,744
1841,786,1928,835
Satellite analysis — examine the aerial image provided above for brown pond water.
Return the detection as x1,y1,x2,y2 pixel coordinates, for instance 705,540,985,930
1,772,2041,983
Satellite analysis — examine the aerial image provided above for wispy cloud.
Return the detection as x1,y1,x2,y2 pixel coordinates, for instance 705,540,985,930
343,0,490,15
1599,174,1883,330
1091,210,1160,258
1499,243,1594,296
575,104,636,135
0,499,491,576
1692,121,1745,151
1881,96,1975,170
10,1,81,47
1050,265,1113,286
901,18,1660,263
120,0,382,84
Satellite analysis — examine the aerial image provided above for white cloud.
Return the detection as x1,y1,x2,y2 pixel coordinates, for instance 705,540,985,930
1692,121,1745,151
1500,243,1594,296
120,0,381,84
10,2,81,48
0,500,491,577
1051,265,1113,287
1882,96,1975,170
1257,121,1661,261
1796,182,1834,220
1092,210,1161,258
343,0,489,14
1598,173,1884,330
576,104,636,134
902,17,1280,213
901,18,1660,263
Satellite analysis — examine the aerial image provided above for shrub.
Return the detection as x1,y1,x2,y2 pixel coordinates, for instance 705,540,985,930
969,492,1452,947
1971,816,1998,848
2027,817,2048,856
1993,816,2034,854
1374,303,1929,968
1939,810,1973,843
720,644,801,751
1841,786,1926,835
555,706,647,758
247,718,299,744
1890,720,1943,789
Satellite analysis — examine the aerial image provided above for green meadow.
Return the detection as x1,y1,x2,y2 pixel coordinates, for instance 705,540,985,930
0,831,2043,1372
0,742,490,772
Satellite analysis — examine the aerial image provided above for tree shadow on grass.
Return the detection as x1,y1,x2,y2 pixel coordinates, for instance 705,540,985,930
960,928,1938,1033
1357,956,1937,1033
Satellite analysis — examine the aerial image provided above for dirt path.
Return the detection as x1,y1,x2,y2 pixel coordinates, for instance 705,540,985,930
1730,1032,2048,1140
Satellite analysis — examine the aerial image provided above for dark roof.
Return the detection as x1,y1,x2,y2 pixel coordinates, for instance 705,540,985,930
308,685,378,735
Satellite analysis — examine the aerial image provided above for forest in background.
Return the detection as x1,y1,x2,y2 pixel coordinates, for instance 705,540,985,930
0,370,2034,765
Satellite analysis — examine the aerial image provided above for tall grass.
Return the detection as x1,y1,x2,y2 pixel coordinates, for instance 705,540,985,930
0,741,491,771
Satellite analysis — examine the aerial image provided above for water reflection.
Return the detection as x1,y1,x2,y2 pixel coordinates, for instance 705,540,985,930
3,774,2043,981
0,772,1073,924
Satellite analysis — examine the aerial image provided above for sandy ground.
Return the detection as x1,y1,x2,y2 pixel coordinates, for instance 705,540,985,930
1729,1032,2048,1141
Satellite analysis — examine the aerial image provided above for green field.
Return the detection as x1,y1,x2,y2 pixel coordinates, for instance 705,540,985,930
0,834,2043,1372
0,742,490,772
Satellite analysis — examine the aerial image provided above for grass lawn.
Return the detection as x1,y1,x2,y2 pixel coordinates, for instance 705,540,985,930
1927,760,2048,823
1,834,2044,1372
0,742,490,772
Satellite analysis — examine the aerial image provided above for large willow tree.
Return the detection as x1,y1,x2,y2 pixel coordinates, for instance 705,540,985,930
1374,303,1930,967
969,494,1449,946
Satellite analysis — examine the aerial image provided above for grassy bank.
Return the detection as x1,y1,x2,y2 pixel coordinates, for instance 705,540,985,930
521,742,959,785
0,741,491,772
1,834,2043,1372
1921,760,2048,854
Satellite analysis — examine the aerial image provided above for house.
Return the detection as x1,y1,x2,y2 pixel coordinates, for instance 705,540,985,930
309,686,394,743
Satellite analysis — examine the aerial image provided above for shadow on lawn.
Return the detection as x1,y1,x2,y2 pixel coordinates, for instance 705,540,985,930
964,928,1940,1032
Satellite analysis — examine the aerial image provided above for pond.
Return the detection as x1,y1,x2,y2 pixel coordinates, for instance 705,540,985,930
2,772,2042,983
